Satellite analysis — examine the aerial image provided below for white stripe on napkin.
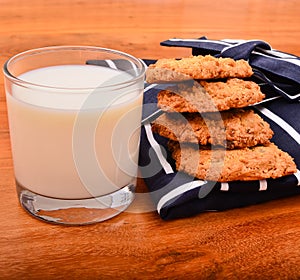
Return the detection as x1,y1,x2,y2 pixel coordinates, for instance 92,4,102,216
168,38,231,46
259,180,268,191
220,182,229,191
255,105,300,145
294,170,300,186
144,83,157,93
157,180,207,214
104,59,118,69
144,123,173,174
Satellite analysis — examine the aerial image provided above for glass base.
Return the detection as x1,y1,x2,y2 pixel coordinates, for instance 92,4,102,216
16,182,135,225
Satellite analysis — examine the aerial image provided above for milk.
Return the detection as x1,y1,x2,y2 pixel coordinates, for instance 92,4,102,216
6,65,143,199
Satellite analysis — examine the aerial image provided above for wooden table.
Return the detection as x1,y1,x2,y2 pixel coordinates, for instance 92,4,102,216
1,1,300,279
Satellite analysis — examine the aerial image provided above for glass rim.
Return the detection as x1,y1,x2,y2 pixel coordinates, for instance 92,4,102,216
3,45,146,91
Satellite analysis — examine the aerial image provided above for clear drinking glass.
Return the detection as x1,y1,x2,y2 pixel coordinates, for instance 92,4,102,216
4,46,145,225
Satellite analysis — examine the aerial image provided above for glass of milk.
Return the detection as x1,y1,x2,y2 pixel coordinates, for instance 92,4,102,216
4,46,146,225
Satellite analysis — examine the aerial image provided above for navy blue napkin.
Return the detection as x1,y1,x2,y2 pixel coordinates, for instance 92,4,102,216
139,38,300,220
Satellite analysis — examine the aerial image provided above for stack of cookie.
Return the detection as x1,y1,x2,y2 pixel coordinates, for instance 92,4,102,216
146,55,297,182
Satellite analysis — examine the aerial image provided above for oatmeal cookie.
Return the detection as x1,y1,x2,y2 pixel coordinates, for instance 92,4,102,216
157,78,265,113
146,55,253,83
168,141,297,182
152,109,273,149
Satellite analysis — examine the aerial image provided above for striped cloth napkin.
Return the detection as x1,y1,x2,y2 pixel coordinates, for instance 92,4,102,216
139,37,300,220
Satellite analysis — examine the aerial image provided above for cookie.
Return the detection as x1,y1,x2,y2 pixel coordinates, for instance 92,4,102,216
168,141,297,182
152,109,273,149
146,55,253,83
157,78,265,113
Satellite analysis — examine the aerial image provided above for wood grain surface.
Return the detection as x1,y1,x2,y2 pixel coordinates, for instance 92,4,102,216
1,0,300,279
